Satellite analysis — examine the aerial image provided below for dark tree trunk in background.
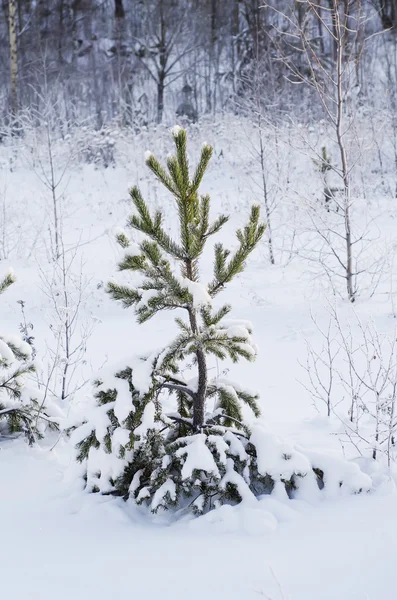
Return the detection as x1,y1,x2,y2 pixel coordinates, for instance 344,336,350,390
231,0,240,83
156,0,167,123
209,0,217,113
8,0,18,117
379,0,397,28
58,0,65,64
157,72,165,124
316,1,325,56
115,0,125,19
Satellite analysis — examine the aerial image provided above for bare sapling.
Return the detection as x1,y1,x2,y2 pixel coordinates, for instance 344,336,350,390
19,90,77,263
266,0,373,302
38,239,96,406
238,58,278,265
302,304,397,466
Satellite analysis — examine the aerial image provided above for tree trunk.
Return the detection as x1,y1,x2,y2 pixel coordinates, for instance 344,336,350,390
8,0,18,117
258,119,275,265
188,307,207,430
58,0,65,64
335,2,355,302
194,347,207,429
211,0,218,114
115,0,125,18
157,73,165,124
157,0,166,124
379,0,397,29
316,1,325,55
231,0,240,90
186,259,207,430
328,0,338,60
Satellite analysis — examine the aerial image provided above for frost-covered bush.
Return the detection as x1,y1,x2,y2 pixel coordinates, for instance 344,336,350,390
73,127,372,515
0,270,58,442
303,308,397,466
75,125,118,168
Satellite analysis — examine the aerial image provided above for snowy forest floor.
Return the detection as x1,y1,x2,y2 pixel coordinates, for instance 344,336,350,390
2,117,397,598
1,438,396,600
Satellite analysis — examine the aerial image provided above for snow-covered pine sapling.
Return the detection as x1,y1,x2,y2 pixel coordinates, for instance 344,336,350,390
108,126,265,431
73,128,372,515
0,270,57,443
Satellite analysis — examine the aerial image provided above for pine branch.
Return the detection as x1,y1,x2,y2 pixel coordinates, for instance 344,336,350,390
190,143,213,196
198,194,210,239
216,386,243,425
130,186,153,227
136,297,188,323
236,388,261,418
202,330,256,363
205,214,229,238
118,253,147,272
144,153,177,196
160,382,197,400
128,187,186,260
208,205,265,296
173,128,189,186
0,271,16,295
200,304,232,328
175,317,192,334
168,414,195,430
157,333,196,372
166,155,185,197
107,281,142,308
140,239,163,267
115,231,130,249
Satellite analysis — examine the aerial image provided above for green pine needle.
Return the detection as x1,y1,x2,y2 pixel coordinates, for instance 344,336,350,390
0,271,16,295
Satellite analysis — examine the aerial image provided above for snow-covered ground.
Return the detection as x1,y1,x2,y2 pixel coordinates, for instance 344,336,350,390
1,117,397,598
2,438,397,600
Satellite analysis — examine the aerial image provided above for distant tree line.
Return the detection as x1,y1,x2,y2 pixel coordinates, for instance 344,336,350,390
0,0,395,128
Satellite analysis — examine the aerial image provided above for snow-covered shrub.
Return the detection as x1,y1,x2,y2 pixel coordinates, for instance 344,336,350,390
75,125,118,168
303,306,397,467
72,128,372,515
0,270,58,442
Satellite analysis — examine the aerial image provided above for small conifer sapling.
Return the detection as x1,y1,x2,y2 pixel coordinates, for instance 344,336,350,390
0,270,57,442
73,128,372,514
108,126,265,431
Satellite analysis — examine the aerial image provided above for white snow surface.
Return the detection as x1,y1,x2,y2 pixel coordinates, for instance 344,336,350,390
176,434,220,479
0,338,16,362
178,275,212,307
2,117,397,598
1,438,397,599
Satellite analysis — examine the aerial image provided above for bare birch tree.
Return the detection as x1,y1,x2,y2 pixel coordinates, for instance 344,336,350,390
266,0,370,301
19,94,77,262
238,59,277,264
